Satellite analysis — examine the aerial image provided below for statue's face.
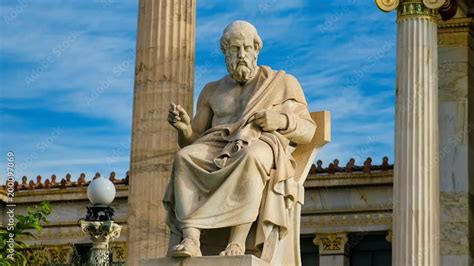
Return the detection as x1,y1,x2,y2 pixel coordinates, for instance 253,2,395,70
225,34,258,84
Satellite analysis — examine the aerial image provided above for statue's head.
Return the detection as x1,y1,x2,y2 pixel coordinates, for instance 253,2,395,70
220,20,262,84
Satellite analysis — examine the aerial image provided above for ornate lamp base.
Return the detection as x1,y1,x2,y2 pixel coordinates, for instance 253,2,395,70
80,221,122,266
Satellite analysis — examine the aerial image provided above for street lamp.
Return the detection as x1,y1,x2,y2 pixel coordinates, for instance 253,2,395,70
80,176,122,266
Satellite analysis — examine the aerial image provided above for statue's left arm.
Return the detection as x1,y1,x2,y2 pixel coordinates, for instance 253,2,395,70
275,100,316,144
273,73,316,144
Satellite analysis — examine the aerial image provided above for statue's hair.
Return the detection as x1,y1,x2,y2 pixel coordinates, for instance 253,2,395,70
220,20,263,53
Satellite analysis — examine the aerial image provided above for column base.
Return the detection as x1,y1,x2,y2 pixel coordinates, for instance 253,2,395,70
140,255,270,266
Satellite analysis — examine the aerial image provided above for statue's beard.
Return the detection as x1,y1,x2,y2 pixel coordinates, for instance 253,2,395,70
226,56,257,84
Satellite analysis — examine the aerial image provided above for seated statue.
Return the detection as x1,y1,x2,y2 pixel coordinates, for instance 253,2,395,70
164,20,316,260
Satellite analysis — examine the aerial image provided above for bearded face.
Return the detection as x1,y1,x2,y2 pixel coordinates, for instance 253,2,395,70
224,35,258,84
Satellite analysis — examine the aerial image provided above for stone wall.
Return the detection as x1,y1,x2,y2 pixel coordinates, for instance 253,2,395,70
438,13,473,266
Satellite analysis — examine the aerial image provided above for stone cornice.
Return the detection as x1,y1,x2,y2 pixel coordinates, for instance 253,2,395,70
0,185,128,204
438,16,473,32
305,172,392,188
302,207,393,216
1,171,129,193
301,212,393,231
310,156,393,175
39,219,127,229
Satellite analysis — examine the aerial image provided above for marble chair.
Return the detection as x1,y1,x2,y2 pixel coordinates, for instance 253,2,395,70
199,111,331,265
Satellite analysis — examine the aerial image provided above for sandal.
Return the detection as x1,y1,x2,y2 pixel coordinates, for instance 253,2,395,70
172,237,202,257
219,242,244,256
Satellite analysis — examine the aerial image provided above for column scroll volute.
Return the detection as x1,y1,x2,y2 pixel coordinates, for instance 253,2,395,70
423,0,446,9
375,0,400,12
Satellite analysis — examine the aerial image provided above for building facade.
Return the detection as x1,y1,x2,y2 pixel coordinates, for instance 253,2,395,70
1,157,393,265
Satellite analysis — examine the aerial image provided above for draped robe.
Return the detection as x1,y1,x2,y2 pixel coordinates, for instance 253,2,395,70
163,65,315,251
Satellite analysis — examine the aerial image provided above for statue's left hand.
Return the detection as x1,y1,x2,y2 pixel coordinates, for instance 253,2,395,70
254,110,288,132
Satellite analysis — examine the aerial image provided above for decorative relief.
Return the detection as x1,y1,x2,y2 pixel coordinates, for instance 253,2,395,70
111,241,127,261
25,245,75,265
25,242,128,264
25,247,49,265
397,0,439,22
80,221,122,265
80,221,122,246
313,233,348,255
302,212,392,229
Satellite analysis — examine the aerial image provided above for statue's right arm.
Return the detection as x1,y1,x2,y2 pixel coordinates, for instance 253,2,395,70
177,84,213,148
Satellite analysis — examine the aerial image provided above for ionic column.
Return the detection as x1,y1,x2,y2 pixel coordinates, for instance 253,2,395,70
127,0,196,265
314,233,349,266
375,0,446,265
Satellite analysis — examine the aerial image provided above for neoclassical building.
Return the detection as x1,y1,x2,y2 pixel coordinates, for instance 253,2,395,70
1,157,395,265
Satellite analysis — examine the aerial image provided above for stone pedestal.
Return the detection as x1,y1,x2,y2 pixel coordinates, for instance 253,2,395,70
140,255,270,266
127,0,196,265
314,233,349,266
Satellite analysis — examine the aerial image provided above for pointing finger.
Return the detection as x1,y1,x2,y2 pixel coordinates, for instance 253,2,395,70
169,102,177,112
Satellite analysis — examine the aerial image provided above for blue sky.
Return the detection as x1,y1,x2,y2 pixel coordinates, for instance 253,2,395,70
0,0,396,182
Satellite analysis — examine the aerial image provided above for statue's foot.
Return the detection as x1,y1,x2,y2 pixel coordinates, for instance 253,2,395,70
219,242,244,256
172,238,202,257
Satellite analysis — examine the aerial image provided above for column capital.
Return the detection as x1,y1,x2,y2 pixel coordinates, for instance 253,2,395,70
376,0,447,11
80,220,122,247
376,0,457,21
313,232,349,255
397,0,441,22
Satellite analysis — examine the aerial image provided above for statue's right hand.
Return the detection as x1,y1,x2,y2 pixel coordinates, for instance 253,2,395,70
168,102,191,132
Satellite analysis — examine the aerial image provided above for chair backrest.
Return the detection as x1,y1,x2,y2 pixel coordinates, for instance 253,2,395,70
292,111,331,184
261,111,331,265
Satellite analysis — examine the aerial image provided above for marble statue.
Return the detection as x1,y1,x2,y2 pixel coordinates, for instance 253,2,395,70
164,20,316,262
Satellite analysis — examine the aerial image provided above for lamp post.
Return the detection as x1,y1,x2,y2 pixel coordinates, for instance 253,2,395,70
80,176,122,265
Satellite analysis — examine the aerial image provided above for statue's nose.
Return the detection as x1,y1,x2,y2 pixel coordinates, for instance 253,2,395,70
238,46,245,58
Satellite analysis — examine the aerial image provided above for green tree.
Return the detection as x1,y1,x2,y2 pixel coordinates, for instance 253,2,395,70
0,201,52,265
